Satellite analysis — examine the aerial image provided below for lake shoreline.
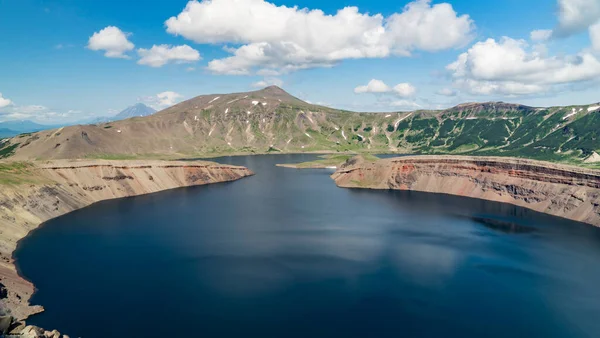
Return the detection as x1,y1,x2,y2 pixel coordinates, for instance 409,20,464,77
0,159,253,336
332,155,600,227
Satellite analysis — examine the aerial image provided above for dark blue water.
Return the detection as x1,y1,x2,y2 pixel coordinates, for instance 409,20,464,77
15,154,600,338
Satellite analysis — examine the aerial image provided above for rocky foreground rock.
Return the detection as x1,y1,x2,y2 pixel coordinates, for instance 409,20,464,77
332,155,600,227
0,159,253,333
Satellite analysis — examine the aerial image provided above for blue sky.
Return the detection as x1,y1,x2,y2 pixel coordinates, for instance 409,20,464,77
0,0,599,123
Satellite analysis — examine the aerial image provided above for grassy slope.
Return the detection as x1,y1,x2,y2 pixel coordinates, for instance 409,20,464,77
277,154,380,168
4,87,599,168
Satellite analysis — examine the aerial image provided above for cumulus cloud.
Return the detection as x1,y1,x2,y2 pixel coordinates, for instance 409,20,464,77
0,93,12,109
393,83,417,97
553,0,600,37
354,79,416,97
530,29,552,41
137,44,201,67
354,79,391,94
447,37,600,95
165,0,474,75
251,77,283,88
87,26,135,58
140,91,184,109
157,91,183,107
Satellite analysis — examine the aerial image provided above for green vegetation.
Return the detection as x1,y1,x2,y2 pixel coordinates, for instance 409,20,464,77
277,153,379,169
0,161,46,185
0,142,19,159
83,153,176,160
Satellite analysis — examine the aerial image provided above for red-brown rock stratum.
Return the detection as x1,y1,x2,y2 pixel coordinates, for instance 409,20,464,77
332,155,600,227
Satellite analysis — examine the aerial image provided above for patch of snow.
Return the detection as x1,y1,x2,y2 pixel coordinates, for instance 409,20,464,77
252,101,259,106
301,145,305,149
466,117,478,120
117,129,122,133
588,106,600,112
227,142,232,146
208,125,215,137
208,96,220,104
262,118,265,123
194,115,198,121
305,113,314,124
247,111,252,115
305,132,312,138
341,130,347,140
563,108,579,120
262,102,267,106
287,138,293,144
394,113,412,129
225,108,229,115
385,114,391,118
334,126,339,131
357,134,364,139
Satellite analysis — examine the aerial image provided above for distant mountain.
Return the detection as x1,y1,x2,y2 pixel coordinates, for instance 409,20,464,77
88,103,157,124
4,86,600,166
0,120,60,138
113,103,156,120
0,128,18,138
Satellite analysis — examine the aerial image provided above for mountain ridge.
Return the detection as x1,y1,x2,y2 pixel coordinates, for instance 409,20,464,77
1,86,599,166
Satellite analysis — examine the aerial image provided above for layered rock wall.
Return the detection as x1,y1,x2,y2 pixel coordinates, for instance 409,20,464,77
332,155,600,227
0,160,252,322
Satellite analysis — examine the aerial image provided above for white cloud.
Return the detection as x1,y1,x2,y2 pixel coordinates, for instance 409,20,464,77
384,0,474,53
447,37,600,95
591,22,600,51
553,0,600,36
393,83,416,97
0,93,12,109
530,29,552,41
140,91,184,109
166,0,474,75
137,44,201,67
436,88,457,96
251,77,283,88
87,26,135,59
354,79,416,97
157,91,183,107
354,79,391,94
0,104,88,123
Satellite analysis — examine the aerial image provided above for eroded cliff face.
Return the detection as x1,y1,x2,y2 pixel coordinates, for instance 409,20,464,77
332,155,600,227
0,160,252,323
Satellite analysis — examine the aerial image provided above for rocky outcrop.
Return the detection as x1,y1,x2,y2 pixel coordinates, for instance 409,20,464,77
331,155,600,227
0,160,253,325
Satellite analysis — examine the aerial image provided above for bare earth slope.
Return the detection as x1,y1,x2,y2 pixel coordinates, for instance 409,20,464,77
332,155,600,227
0,160,252,323
3,86,599,164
